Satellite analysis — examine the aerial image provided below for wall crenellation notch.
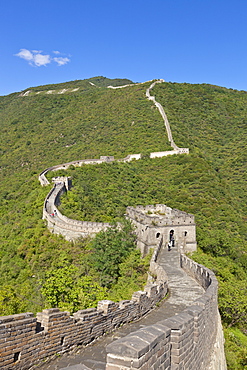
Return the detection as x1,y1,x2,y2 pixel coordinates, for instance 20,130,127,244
0,80,226,369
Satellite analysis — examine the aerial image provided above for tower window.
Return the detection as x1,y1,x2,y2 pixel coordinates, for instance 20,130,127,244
14,352,21,362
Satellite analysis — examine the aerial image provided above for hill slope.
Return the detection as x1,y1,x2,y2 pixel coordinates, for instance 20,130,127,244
0,77,246,368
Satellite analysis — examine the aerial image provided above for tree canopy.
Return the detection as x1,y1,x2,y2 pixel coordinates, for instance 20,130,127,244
0,77,246,368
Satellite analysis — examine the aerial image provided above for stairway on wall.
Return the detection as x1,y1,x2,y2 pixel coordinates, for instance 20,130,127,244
36,246,204,370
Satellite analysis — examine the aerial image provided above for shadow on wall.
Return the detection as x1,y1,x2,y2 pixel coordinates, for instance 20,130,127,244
0,251,226,370
106,254,226,370
0,237,168,370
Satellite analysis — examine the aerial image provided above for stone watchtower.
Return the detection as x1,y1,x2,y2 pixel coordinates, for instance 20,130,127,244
126,204,197,256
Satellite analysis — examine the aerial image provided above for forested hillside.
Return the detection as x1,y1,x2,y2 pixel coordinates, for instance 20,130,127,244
0,77,246,368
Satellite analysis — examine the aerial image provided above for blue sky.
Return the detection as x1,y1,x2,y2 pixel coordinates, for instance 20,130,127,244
1,0,247,96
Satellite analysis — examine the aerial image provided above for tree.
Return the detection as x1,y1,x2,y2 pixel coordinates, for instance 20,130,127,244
41,264,107,313
88,220,136,288
219,278,247,329
0,285,28,316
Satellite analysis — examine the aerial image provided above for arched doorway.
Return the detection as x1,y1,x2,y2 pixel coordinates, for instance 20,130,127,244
169,229,175,247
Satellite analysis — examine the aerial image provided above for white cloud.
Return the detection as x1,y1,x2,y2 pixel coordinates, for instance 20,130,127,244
33,53,51,66
15,48,70,67
54,57,70,66
15,48,33,61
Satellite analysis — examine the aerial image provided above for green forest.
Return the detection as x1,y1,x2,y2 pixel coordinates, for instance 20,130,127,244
0,77,246,368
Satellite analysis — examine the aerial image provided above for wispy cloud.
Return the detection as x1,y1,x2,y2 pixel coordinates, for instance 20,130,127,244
53,57,70,66
16,49,33,62
15,49,70,67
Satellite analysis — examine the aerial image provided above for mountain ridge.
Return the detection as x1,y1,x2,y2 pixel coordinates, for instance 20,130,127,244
0,76,246,368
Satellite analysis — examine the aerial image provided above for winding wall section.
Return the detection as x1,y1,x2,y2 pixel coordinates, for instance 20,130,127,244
106,253,226,370
0,80,226,369
0,247,226,370
40,79,189,240
0,238,169,370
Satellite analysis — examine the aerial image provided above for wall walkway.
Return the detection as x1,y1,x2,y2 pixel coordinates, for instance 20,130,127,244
35,246,226,370
39,79,189,241
31,79,225,368
146,80,188,152
0,80,226,369
0,239,168,370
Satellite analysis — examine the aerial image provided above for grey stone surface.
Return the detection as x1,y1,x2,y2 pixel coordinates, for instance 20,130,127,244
37,246,204,369
0,79,225,370
60,365,91,370
40,80,189,244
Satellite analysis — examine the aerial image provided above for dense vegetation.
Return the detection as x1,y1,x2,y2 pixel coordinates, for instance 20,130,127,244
57,155,247,328
0,77,246,368
40,221,152,313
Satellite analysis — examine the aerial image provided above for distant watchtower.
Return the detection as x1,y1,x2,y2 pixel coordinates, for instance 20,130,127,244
126,204,197,256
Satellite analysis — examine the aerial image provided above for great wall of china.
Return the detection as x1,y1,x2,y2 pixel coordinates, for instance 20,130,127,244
0,80,226,369
39,80,189,242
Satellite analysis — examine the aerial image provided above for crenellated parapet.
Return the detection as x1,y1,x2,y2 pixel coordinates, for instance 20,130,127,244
43,181,112,240
0,238,168,370
106,254,226,370
0,247,226,369
126,204,195,226
126,204,197,255
0,79,226,369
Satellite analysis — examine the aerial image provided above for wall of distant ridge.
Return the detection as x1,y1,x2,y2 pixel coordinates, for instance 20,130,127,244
40,150,189,242
0,80,226,369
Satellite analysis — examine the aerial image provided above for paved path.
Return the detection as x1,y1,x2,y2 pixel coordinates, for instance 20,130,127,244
36,246,204,370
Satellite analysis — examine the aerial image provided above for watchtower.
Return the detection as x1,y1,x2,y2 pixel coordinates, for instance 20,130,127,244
126,204,197,256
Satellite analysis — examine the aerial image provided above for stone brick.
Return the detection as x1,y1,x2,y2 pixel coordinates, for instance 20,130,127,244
0,209,225,370
106,353,133,367
106,364,130,370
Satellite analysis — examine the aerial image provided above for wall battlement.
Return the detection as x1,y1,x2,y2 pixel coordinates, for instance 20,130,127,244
0,249,226,369
0,80,226,369
126,204,195,226
126,205,197,256
106,254,226,370
43,181,113,240
0,238,168,370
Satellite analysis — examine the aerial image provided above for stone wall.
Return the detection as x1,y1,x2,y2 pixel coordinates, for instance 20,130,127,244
105,254,226,370
39,77,190,241
0,248,226,370
38,148,188,188
41,156,190,243
43,177,197,249
38,156,116,187
43,180,112,241
146,79,179,150
150,148,189,158
126,205,197,255
2,79,224,369
0,240,168,370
